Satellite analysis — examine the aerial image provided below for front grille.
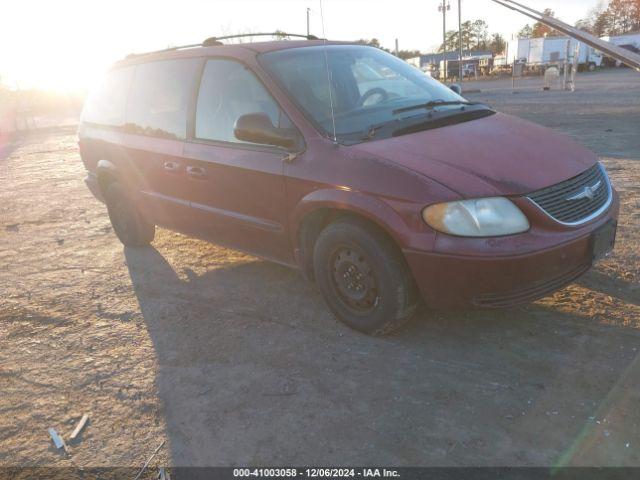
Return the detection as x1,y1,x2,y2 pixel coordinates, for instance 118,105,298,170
527,163,611,225
474,263,591,308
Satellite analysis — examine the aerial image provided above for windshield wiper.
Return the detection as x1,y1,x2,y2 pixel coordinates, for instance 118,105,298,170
348,101,487,142
361,119,402,140
392,108,496,137
392,100,477,115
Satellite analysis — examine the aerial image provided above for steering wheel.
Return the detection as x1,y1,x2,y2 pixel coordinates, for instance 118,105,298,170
357,87,389,107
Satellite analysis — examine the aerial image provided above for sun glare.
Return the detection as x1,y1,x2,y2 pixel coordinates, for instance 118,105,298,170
0,1,137,94
0,0,601,94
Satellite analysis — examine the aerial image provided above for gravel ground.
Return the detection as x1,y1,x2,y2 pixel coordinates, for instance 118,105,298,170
464,68,640,158
1,69,639,471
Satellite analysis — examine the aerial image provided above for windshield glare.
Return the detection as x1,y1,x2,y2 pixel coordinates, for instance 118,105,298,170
260,45,464,140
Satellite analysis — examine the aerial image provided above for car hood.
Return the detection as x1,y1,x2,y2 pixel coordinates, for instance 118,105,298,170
352,112,599,198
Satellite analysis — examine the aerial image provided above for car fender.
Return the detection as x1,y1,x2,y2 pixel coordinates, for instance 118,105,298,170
290,187,419,253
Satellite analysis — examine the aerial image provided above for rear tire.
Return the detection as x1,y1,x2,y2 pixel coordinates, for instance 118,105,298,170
104,182,155,246
313,218,419,335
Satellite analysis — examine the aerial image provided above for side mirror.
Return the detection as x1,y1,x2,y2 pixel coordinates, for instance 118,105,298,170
449,84,462,95
234,113,297,149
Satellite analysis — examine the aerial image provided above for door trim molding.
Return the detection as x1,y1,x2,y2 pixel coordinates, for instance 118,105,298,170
190,201,284,233
142,190,284,233
140,190,189,207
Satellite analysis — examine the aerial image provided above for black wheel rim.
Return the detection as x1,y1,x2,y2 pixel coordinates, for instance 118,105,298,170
330,245,380,315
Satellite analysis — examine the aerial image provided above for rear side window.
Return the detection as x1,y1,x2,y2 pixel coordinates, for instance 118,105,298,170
195,59,292,143
126,58,200,140
82,67,134,126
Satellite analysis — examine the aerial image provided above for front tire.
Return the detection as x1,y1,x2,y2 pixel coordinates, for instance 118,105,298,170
313,219,419,335
104,182,155,246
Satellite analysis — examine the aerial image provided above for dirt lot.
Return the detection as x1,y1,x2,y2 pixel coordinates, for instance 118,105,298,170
1,69,639,470
464,68,640,159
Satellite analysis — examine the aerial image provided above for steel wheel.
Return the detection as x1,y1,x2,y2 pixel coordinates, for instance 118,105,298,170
330,245,380,315
313,219,419,335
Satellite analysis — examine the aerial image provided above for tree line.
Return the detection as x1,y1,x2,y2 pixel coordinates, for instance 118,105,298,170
519,1,640,38
576,0,640,36
438,20,506,54
354,0,640,59
358,20,507,59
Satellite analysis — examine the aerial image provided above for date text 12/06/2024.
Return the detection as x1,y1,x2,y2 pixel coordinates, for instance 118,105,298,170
233,468,400,478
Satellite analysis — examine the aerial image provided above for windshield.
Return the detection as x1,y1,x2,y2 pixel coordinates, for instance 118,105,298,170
259,45,470,141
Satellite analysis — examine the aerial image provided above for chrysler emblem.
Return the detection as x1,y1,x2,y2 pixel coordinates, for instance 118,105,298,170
566,180,602,201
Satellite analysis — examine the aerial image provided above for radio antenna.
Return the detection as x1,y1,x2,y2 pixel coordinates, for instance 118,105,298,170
319,0,338,144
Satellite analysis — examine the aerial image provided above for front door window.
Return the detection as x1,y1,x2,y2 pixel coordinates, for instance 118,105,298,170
195,59,292,144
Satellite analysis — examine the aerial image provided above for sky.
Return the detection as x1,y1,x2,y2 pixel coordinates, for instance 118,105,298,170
0,0,600,92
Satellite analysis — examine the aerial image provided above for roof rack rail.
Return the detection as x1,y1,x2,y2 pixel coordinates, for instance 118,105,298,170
126,43,202,58
126,32,319,59
202,32,319,47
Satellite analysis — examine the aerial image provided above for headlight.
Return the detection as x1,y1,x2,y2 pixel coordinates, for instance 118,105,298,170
422,197,529,237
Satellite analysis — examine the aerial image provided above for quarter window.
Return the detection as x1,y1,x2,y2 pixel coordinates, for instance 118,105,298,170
195,59,291,143
126,58,199,139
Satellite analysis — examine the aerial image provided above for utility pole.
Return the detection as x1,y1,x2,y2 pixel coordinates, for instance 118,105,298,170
395,38,399,57
458,0,463,82
438,0,450,80
458,0,464,82
306,7,310,37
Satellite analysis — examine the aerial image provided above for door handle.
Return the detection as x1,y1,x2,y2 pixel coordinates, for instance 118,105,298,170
164,161,180,172
186,165,206,178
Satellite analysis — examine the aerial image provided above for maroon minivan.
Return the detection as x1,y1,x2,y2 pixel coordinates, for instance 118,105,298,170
79,36,619,334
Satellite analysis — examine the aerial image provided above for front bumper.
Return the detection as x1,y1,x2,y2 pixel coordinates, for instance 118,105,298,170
403,192,620,309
